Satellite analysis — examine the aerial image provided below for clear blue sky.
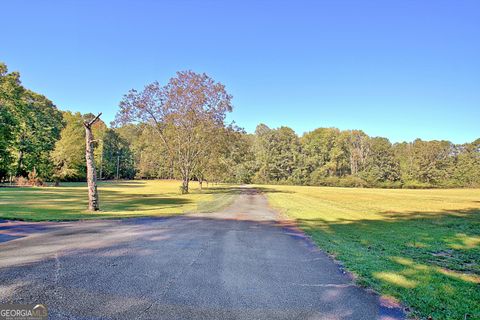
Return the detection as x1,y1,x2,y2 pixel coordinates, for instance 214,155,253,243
1,0,479,143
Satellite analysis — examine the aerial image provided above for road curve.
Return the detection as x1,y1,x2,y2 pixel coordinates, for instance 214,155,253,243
0,188,405,319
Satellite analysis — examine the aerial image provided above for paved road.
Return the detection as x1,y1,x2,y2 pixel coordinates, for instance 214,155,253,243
0,189,405,319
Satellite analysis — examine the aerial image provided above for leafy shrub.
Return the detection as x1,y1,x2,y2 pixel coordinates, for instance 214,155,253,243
337,175,368,188
14,169,45,187
309,175,368,188
373,181,403,188
401,180,433,189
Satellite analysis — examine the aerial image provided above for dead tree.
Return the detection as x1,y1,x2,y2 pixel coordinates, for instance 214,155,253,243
84,113,102,211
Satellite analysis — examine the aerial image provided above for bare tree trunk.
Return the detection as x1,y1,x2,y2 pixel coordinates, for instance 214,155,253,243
170,159,175,179
116,154,120,180
182,177,189,194
84,113,102,211
16,149,24,177
180,162,191,194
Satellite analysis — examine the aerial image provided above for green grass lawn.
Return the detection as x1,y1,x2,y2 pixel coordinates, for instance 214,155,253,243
0,180,237,221
262,185,480,320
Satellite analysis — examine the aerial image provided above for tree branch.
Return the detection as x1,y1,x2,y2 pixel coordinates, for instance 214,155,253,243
84,113,102,128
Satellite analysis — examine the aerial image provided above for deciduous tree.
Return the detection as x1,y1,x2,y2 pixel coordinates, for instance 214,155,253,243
115,71,233,193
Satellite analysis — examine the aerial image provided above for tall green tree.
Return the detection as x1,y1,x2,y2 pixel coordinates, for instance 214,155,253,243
347,130,370,176
301,127,341,183
51,112,86,181
0,63,22,180
451,139,480,187
253,125,301,183
115,124,171,179
14,90,63,178
360,137,400,184
411,139,453,185
0,105,15,180
100,129,136,180
0,62,63,180
51,112,107,182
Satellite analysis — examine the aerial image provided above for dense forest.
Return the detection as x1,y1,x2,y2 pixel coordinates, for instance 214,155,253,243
1,62,479,189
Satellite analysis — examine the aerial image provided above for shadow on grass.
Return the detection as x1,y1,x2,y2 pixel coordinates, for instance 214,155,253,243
104,196,191,211
1,183,478,319
254,186,296,194
0,216,404,319
0,182,250,221
296,207,480,319
193,186,245,195
98,180,148,188
0,185,196,220
193,185,295,195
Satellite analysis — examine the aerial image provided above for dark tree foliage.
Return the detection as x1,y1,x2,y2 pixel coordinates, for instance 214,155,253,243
112,118,479,188
51,112,115,182
0,104,15,180
0,62,63,181
115,117,479,188
253,125,301,183
221,126,479,188
1,61,478,188
101,129,136,180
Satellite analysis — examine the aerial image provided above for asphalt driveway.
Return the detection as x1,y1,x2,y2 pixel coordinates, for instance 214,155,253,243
0,189,405,319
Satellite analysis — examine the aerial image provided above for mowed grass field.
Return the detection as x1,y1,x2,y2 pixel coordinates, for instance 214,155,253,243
0,180,236,221
262,185,480,319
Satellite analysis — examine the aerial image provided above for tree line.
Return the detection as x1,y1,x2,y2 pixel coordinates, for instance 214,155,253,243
0,62,134,185
1,61,479,190
123,122,479,188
